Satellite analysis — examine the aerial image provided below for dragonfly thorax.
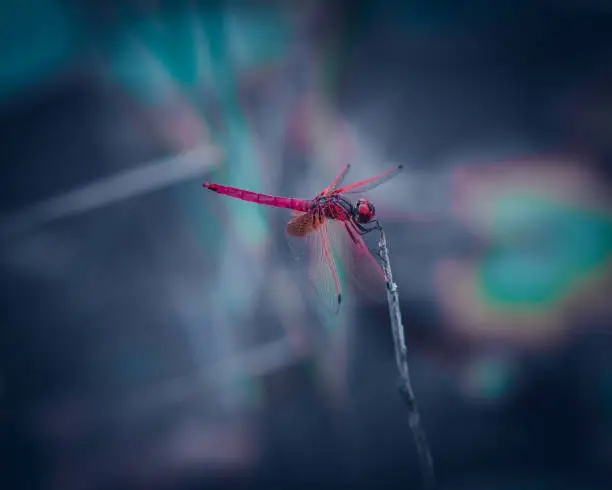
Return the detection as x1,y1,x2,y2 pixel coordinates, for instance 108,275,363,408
312,195,375,224
311,194,352,221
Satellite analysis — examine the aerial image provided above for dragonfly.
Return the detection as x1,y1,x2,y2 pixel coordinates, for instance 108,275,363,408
203,163,403,313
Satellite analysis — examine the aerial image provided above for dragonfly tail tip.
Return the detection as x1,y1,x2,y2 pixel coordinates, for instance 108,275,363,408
338,294,342,305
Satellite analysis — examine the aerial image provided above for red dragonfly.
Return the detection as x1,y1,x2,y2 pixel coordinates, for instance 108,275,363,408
203,164,403,313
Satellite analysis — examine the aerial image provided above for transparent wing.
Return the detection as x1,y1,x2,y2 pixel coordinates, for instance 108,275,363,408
286,213,342,314
317,217,388,306
286,212,390,310
339,220,388,305
334,164,403,196
320,163,351,195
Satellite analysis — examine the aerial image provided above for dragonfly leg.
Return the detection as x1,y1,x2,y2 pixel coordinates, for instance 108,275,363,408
354,219,382,235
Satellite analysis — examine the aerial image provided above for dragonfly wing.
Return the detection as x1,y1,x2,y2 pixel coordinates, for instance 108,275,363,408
286,214,342,314
334,164,403,196
320,164,351,195
337,219,388,305
317,218,388,307
286,212,312,235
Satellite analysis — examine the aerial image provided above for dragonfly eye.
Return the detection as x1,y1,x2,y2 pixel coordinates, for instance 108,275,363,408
355,199,375,223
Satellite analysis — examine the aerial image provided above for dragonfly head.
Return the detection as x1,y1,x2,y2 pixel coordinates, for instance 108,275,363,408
354,198,376,223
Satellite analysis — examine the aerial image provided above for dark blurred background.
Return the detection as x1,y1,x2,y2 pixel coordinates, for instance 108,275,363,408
1,1,612,489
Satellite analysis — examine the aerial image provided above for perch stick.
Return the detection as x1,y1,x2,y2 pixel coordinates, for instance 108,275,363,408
378,228,436,489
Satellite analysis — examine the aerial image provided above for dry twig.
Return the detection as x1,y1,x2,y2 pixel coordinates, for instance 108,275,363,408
378,229,436,489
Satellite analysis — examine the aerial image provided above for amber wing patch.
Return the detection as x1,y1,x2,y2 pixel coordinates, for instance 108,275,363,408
286,212,324,236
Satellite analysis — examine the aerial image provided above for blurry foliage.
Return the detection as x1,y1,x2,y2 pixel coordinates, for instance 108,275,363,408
0,0,83,101
481,196,612,306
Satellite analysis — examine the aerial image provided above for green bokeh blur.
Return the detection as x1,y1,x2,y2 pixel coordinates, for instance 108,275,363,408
478,194,612,309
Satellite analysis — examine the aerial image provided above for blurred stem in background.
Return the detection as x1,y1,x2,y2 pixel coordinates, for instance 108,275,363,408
94,0,361,413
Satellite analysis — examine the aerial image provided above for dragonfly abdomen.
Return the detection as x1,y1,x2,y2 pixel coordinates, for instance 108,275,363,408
203,183,311,212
